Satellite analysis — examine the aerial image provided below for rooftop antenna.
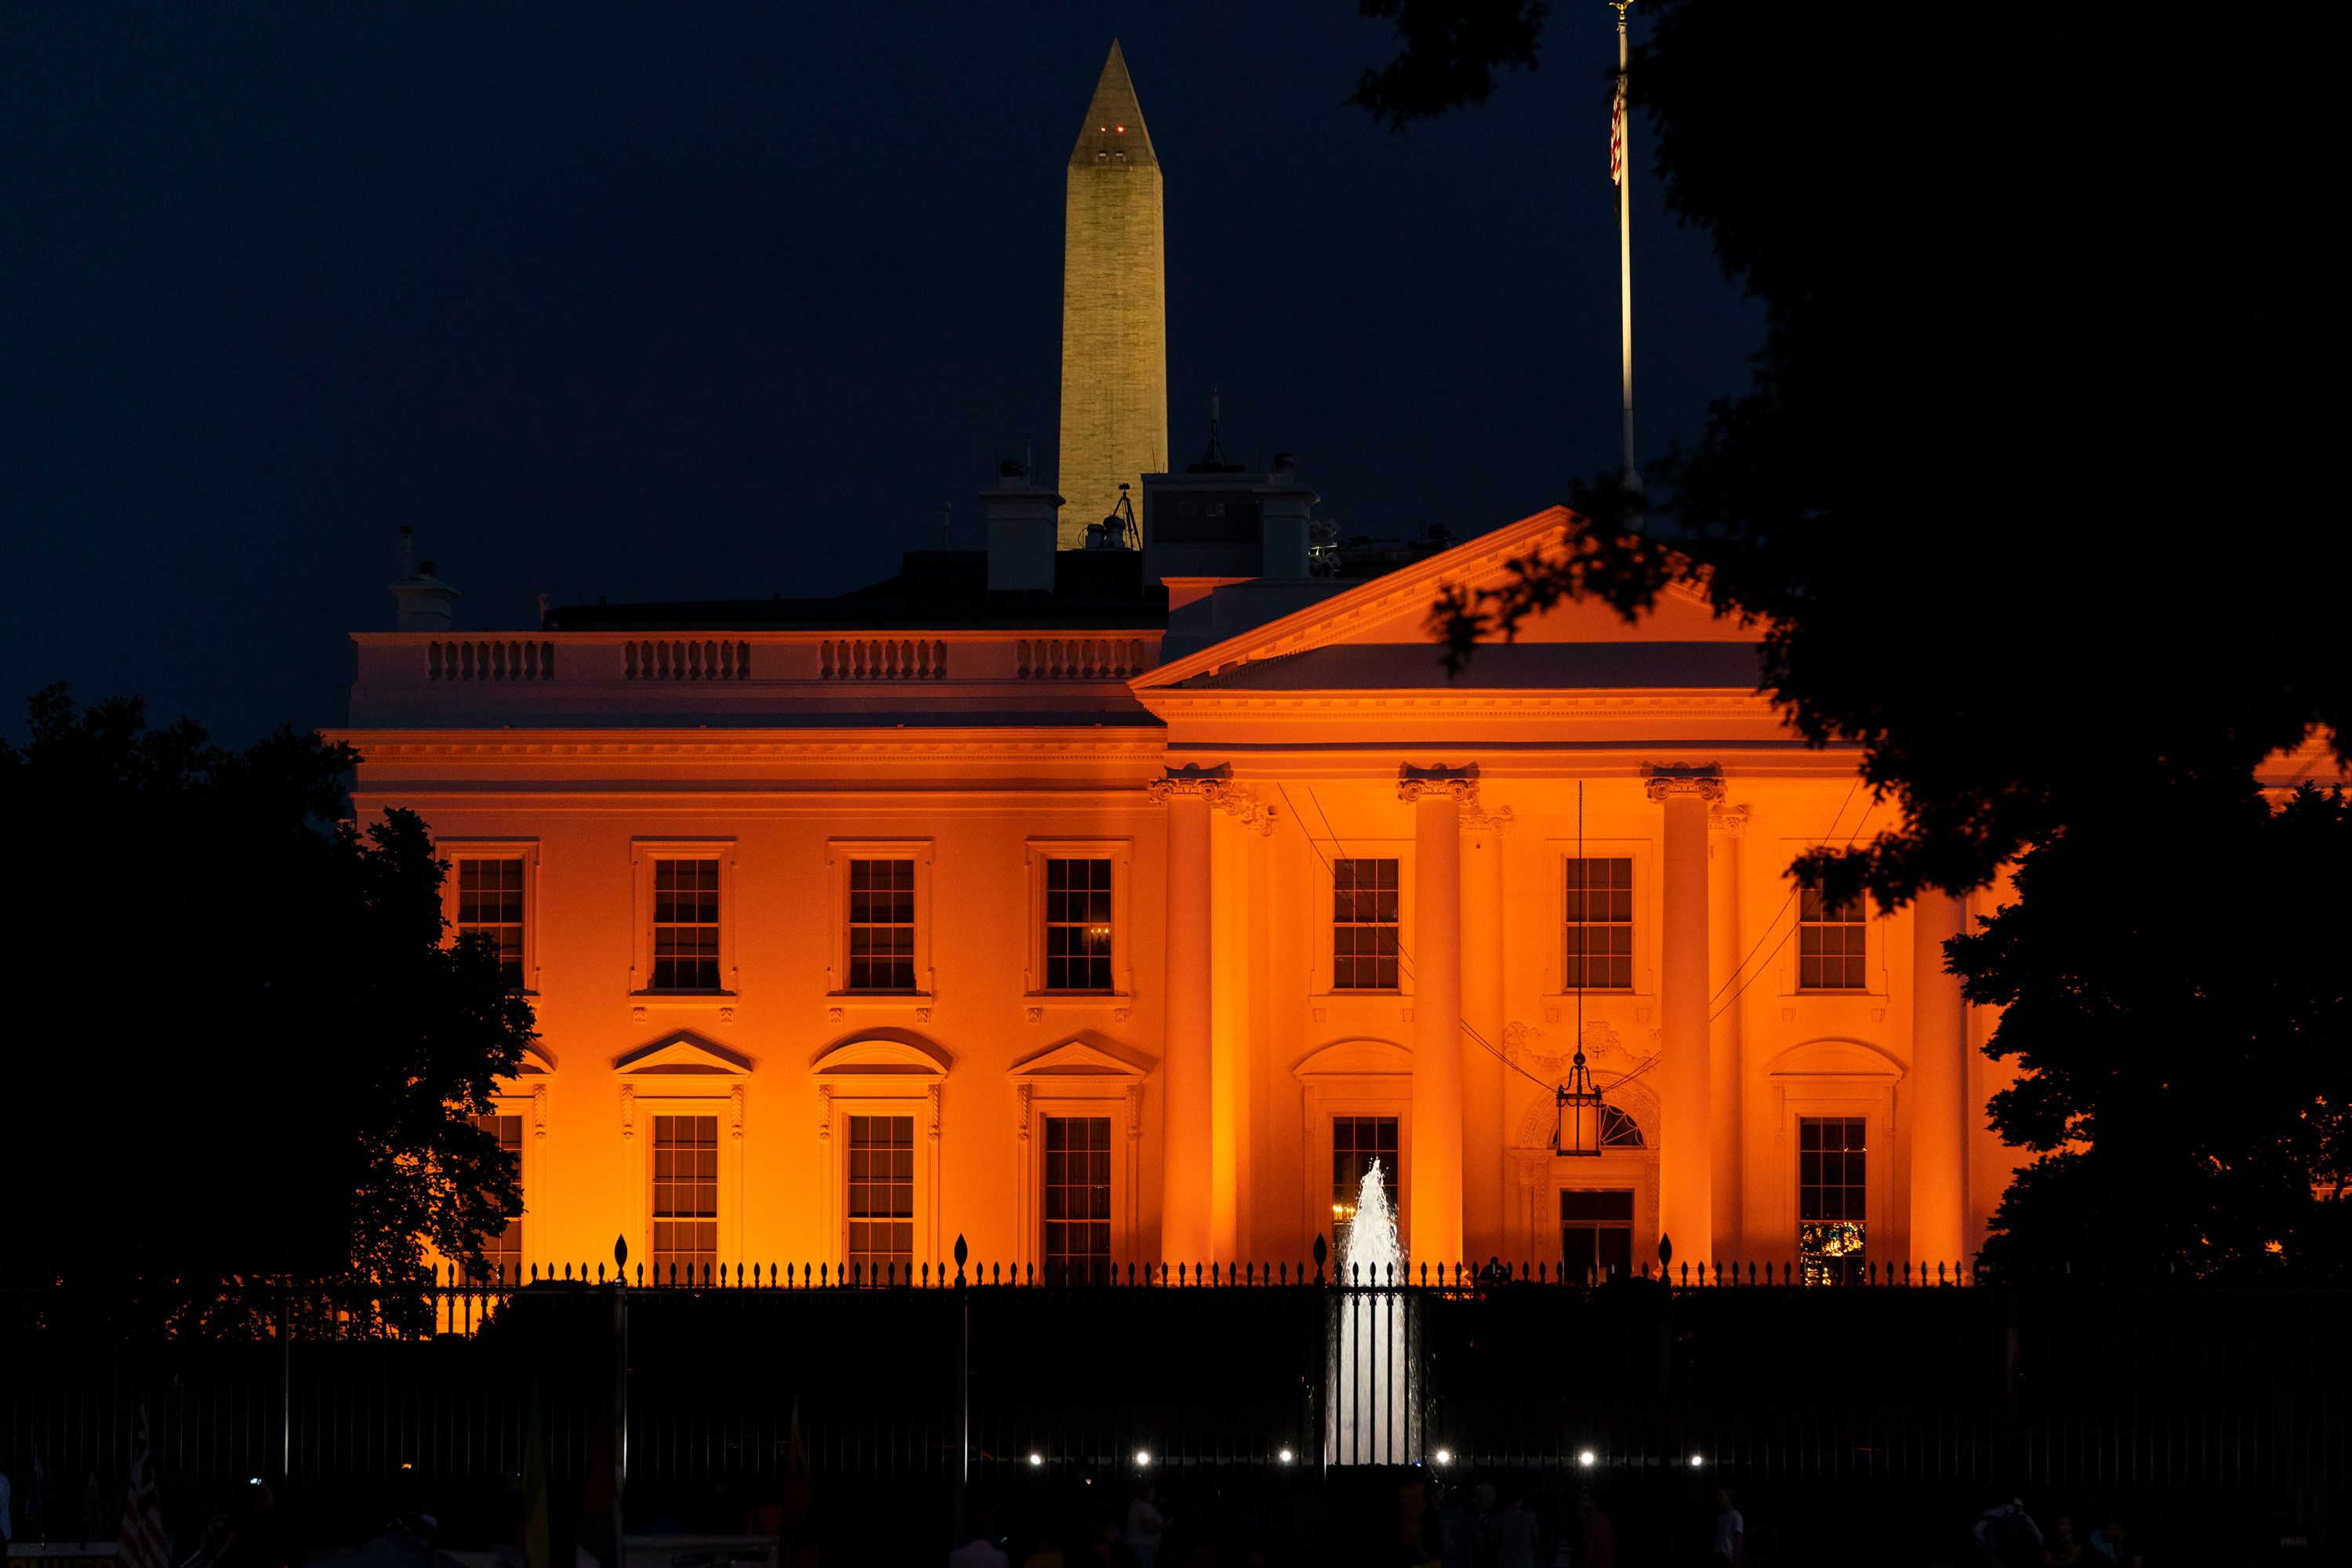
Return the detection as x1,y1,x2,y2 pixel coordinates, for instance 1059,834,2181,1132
1202,388,1229,467
940,501,953,548
398,525,414,574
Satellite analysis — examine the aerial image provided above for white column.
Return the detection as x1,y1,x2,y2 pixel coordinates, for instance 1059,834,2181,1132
1708,804,1747,1261
1151,773,1215,1266
1208,809,1243,1262
1461,804,1510,1267
1401,765,1473,1273
1650,768,1722,1269
1909,890,1969,1269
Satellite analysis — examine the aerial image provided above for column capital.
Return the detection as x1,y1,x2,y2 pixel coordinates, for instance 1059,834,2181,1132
1148,762,1231,801
1149,762,1276,833
1398,761,1480,804
1461,802,1516,831
1643,763,1725,803
1708,801,1750,834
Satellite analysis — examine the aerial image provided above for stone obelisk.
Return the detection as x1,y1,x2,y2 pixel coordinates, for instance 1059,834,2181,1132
1056,41,1167,550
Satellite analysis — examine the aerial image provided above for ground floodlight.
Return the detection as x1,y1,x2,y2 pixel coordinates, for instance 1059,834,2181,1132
1434,1448,1454,1466
1577,1450,1596,1468
1279,1447,1295,1465
1029,1452,1043,1468
1690,1454,1705,1468
1135,1449,1151,1467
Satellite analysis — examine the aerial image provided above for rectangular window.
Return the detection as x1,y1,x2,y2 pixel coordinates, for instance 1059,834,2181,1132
1332,858,1401,990
846,858,916,991
1042,1115,1113,1285
470,1112,524,1284
651,1113,718,1283
1559,1189,1635,1284
652,858,721,990
457,857,526,990
1798,1116,1867,1284
1330,1115,1400,1272
1798,887,1868,989
1044,858,1115,992
1564,856,1634,990
846,1114,915,1282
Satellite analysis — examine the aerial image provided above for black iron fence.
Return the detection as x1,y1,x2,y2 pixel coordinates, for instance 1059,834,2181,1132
3,1265,2343,1521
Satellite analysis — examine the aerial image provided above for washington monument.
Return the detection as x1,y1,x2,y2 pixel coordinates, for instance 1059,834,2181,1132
1056,41,1167,550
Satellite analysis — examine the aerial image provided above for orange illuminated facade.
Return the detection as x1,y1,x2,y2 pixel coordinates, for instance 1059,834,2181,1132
338,507,2055,1282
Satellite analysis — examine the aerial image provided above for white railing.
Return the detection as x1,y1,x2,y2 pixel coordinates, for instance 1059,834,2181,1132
821,639,949,680
626,640,753,680
429,641,557,681
1018,638,1150,679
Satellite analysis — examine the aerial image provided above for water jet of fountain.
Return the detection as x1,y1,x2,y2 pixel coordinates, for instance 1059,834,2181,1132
1330,1158,1413,1463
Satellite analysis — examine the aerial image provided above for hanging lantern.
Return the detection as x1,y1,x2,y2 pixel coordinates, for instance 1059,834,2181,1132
1556,1051,1606,1158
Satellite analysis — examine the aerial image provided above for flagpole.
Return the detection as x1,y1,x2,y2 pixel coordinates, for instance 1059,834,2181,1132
1612,0,1637,492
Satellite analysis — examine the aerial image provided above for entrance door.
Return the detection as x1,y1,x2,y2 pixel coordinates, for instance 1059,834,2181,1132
1560,1189,1635,1282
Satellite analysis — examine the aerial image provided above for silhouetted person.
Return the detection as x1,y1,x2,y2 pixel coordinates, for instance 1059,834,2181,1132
2041,1515,2083,1566
949,1504,1008,1568
1490,1488,1537,1568
1575,1493,1615,1568
1431,1486,1478,1568
2086,1519,2134,1566
1122,1483,1168,1568
1974,1499,2042,1568
1709,1488,1745,1566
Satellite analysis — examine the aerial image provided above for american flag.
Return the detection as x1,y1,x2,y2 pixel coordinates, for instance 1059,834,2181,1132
1610,73,1627,187
119,1404,174,1568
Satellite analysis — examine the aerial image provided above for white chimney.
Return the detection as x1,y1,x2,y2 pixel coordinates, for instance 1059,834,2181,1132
390,559,461,632
1256,453,1318,580
983,460,1064,594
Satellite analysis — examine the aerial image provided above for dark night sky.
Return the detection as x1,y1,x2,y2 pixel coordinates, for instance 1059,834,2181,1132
1,3,1759,744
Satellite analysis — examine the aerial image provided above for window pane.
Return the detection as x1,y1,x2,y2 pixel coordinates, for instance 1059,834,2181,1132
1796,1117,1867,1283
1795,888,1867,991
1041,1116,1113,1285
1565,858,1634,990
652,858,721,989
651,1114,719,1282
456,857,527,991
1333,858,1401,991
1330,1115,1400,1268
847,858,917,991
1044,858,1115,991
847,1115,916,1283
1560,1188,1636,1283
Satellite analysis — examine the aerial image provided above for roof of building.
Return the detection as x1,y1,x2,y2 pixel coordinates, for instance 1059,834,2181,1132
1169,641,1767,691
543,549,1169,633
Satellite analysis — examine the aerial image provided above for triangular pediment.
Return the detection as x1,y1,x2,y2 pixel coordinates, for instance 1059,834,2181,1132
1009,1031,1158,1080
1133,506,1757,699
612,1032,753,1076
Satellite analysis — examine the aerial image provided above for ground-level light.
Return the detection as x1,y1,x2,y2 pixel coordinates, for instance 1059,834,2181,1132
1028,1452,1043,1468
1690,1455,1705,1468
1278,1448,1295,1465
1433,1448,1454,1466
1135,1450,1151,1468
1577,1450,1596,1468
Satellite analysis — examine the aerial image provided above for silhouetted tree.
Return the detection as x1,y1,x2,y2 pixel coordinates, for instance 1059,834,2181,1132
0,687,528,1296
1955,786,2352,1279
1374,4,2347,1270
1352,0,1548,130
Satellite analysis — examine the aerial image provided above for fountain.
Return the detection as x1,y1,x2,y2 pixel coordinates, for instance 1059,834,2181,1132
1330,1158,1414,1463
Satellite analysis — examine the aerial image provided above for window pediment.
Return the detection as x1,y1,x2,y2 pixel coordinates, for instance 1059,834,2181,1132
810,1030,953,1080
1764,1036,1905,1081
613,1031,753,1076
1294,1037,1413,1081
509,1041,559,1076
1009,1031,1157,1080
